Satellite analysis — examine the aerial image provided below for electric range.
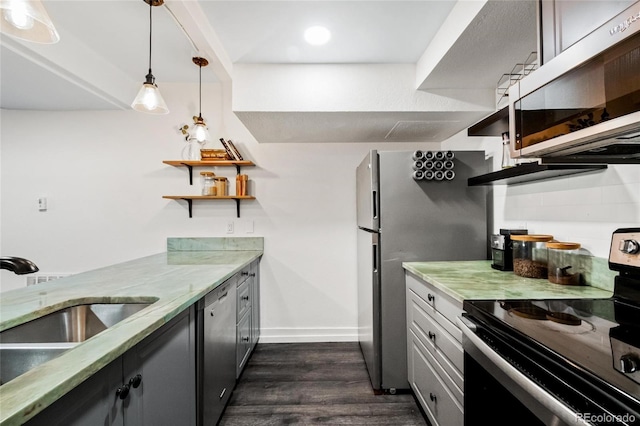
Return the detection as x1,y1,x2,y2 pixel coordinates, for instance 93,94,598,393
460,228,640,425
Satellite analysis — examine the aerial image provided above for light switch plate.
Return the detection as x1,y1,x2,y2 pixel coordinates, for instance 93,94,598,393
38,197,47,211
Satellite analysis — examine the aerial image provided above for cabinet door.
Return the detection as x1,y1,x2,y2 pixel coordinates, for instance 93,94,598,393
250,260,260,348
236,309,251,378
541,0,635,63
123,307,196,426
26,358,124,426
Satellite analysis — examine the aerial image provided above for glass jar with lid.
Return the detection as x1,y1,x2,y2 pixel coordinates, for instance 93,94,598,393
200,171,216,196
511,234,554,278
546,242,584,285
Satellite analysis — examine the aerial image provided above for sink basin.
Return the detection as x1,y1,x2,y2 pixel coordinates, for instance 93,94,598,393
0,303,152,344
0,302,152,385
0,343,75,385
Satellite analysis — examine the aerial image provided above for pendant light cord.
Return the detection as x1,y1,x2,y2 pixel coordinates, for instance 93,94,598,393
199,63,202,119
148,0,153,74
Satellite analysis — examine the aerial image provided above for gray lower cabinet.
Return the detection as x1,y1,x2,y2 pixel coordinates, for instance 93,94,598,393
249,260,260,351
123,306,196,426
25,258,261,426
236,259,260,378
26,307,196,426
405,271,464,426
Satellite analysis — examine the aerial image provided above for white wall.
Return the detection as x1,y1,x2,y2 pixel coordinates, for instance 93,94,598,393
0,81,437,343
3,80,637,344
443,133,640,258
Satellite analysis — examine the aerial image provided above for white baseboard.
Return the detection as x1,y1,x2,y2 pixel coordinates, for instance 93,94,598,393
258,327,358,343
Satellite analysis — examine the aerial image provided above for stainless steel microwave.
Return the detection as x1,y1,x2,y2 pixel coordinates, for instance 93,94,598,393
509,3,640,160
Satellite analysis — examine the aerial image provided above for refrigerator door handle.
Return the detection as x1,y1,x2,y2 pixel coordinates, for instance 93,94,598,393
372,243,378,272
372,190,378,220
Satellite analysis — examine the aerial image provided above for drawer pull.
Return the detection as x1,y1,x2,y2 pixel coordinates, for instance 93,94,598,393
428,331,436,341
242,336,250,342
242,295,250,301
427,293,435,302
429,392,437,403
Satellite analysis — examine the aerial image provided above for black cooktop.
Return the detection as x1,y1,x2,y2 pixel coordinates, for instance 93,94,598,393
464,295,640,404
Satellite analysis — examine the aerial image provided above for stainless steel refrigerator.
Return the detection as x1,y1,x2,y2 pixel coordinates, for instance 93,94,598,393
356,150,489,393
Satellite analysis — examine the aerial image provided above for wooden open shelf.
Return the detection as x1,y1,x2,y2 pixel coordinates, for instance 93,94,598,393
163,160,257,218
162,195,256,218
163,160,255,167
163,160,255,184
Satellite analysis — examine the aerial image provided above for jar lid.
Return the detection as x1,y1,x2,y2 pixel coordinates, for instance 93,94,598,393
200,171,215,177
511,234,554,242
546,242,581,250
213,176,228,181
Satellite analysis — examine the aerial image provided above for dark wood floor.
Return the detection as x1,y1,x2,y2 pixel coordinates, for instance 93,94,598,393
219,342,428,425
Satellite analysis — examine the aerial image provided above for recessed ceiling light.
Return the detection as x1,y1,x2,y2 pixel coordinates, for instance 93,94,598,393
304,26,331,46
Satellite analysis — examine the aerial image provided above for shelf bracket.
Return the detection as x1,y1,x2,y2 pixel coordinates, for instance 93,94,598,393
235,164,241,175
182,164,194,185
181,198,193,218
235,199,241,218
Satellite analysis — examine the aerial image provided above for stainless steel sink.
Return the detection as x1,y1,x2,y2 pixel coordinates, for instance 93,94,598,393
0,343,75,385
0,302,152,385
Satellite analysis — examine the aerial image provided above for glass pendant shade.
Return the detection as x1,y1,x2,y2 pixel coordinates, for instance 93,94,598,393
0,0,60,43
191,120,209,143
131,80,169,114
132,0,168,115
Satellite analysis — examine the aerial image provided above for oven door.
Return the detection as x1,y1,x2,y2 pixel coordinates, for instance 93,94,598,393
458,315,586,425
457,314,639,426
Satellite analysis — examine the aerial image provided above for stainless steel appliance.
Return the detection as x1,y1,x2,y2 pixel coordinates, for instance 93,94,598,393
197,279,236,425
356,150,489,393
509,2,640,161
491,229,528,271
459,228,640,425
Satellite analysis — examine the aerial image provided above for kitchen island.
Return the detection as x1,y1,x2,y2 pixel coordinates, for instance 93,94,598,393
0,237,263,426
403,260,613,426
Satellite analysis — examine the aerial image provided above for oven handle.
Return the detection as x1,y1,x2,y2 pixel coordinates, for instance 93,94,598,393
457,316,591,426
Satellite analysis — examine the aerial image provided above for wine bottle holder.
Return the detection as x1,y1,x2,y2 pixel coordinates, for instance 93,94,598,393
411,151,455,181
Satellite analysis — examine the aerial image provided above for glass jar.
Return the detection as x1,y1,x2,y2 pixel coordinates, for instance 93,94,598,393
511,234,554,278
546,242,583,285
201,172,216,196
501,132,515,169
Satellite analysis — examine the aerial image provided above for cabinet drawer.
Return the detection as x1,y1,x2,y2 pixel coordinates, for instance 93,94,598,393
408,330,463,426
408,292,463,385
406,272,463,340
237,279,250,320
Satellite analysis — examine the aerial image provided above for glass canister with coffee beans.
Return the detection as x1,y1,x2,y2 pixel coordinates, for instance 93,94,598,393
546,242,584,285
511,234,554,278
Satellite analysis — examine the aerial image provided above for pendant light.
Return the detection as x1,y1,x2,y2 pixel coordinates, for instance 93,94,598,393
0,0,60,44
131,0,168,114
190,56,210,143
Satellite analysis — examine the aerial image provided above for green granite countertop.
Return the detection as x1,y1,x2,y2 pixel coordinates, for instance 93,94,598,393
0,238,263,426
403,260,614,303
